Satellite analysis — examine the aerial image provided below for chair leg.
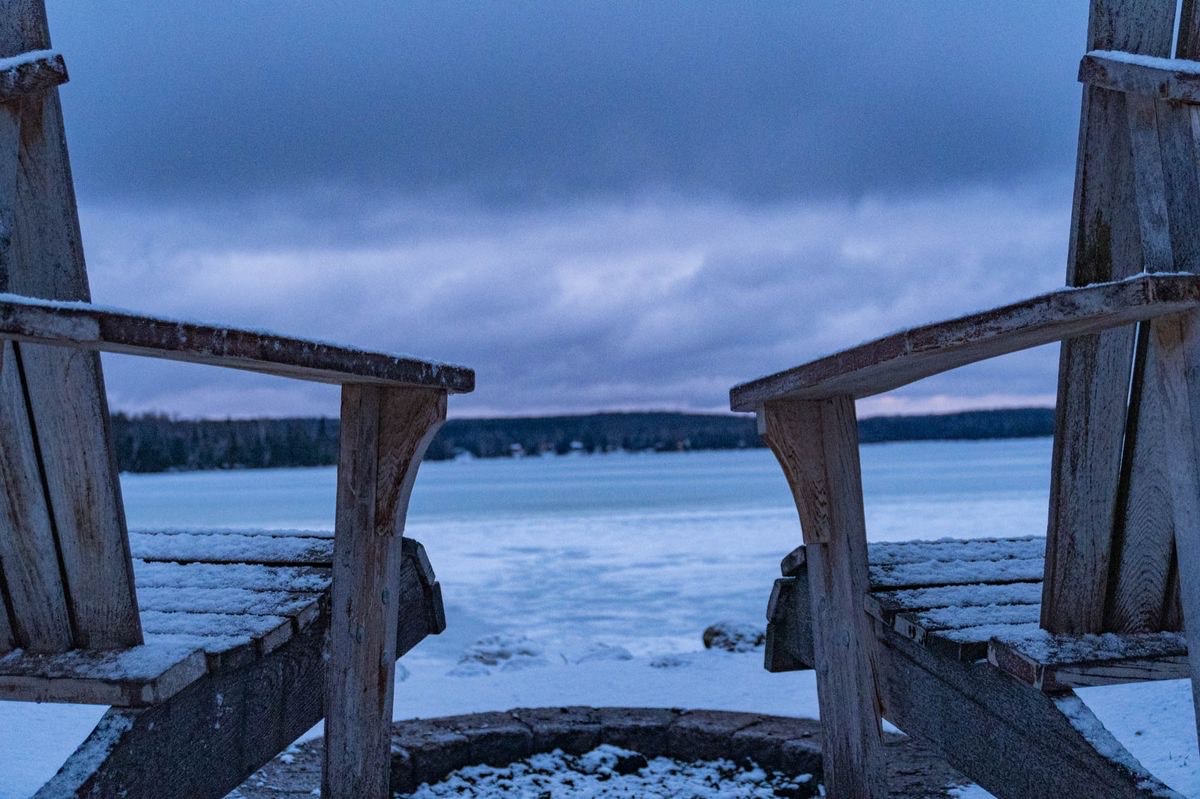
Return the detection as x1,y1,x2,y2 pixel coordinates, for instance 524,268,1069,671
323,386,446,799
759,397,889,798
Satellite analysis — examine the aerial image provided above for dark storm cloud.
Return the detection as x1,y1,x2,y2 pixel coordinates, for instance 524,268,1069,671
44,2,1095,417
51,1,1086,208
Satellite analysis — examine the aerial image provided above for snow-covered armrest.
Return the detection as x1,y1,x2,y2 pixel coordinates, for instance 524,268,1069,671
729,273,1200,411
0,49,68,102
0,294,474,392
1079,50,1200,104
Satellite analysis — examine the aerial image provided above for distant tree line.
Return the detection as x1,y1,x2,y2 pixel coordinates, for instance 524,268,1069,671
109,408,1055,474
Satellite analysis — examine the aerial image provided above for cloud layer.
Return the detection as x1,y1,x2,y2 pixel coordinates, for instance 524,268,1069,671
44,1,1092,417
54,1,1086,206
91,183,1067,418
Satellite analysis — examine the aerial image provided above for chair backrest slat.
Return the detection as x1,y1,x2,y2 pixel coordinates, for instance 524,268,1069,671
1102,10,1200,632
1042,0,1178,634
0,0,141,652
0,342,74,651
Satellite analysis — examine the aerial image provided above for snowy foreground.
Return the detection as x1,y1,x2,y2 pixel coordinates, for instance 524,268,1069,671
405,744,816,798
2,642,1195,797
1,445,1198,795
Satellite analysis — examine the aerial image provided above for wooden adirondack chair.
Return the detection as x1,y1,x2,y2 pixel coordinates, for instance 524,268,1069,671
0,4,472,798
732,1,1200,797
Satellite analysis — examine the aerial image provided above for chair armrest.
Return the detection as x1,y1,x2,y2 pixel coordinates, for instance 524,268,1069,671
0,294,474,393
729,273,1200,411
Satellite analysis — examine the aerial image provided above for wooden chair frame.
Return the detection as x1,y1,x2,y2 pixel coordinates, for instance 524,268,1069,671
732,1,1200,796
0,6,473,799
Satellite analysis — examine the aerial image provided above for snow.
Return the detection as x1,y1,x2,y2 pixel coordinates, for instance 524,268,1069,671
914,602,1038,630
871,556,1043,589
0,641,199,681
0,50,58,74
948,786,996,799
129,530,332,564
868,536,1044,566
133,560,331,593
1079,680,1200,796
404,744,816,798
1088,49,1200,74
877,581,1042,610
387,646,821,723
992,629,1188,664
1053,694,1181,797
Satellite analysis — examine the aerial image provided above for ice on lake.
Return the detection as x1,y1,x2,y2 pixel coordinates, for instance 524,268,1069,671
120,438,1053,656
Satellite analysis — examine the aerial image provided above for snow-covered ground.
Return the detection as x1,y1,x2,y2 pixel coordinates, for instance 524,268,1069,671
0,443,1196,796
405,743,817,798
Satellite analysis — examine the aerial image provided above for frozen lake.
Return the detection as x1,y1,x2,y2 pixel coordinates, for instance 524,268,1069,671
121,438,1053,656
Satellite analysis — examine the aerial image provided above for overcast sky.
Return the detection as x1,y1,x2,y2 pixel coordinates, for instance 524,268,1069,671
48,1,1089,418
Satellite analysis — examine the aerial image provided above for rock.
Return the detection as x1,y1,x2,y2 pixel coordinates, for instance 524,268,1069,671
450,634,550,675
649,654,691,669
459,633,545,666
613,751,648,776
572,642,634,664
703,621,765,652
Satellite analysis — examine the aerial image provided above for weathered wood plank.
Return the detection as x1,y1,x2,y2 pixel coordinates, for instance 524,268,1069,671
867,581,1043,624
137,585,320,617
1079,50,1200,104
17,342,144,649
1043,330,1138,633
132,559,331,593
764,577,810,673
324,386,447,799
1104,11,1200,634
1145,309,1200,750
130,530,335,566
1182,0,1200,59
1125,93,1174,271
1107,326,1181,631
872,556,1044,590
37,605,332,799
759,397,887,798
868,536,1045,566
0,643,207,707
729,274,1200,410
139,609,293,640
1042,0,1178,636
782,536,1046,578
0,89,72,654
1101,86,1186,633
773,567,1180,798
0,341,71,651
898,603,1040,633
143,631,260,673
403,536,437,586
0,89,17,286
886,597,1042,662
1,2,143,651
0,594,12,652
0,49,65,103
924,622,1043,662
0,295,475,391
989,630,1188,691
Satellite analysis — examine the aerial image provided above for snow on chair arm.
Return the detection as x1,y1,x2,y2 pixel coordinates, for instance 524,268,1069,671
0,49,67,102
1079,50,1200,103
